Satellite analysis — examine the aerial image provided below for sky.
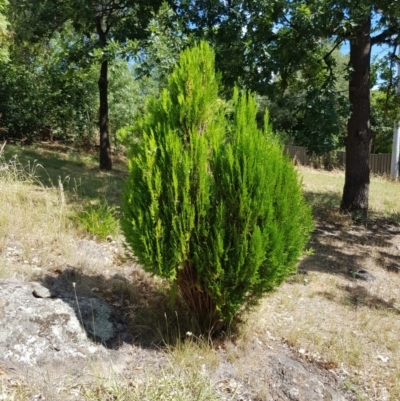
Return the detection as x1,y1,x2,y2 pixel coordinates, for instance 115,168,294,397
340,40,392,60
341,40,398,90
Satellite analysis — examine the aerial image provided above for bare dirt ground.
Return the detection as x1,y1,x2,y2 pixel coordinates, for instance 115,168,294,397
3,214,399,401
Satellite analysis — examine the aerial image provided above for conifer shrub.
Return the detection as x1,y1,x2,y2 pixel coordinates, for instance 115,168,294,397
122,41,313,333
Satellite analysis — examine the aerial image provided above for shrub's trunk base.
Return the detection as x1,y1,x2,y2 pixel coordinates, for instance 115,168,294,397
177,263,223,334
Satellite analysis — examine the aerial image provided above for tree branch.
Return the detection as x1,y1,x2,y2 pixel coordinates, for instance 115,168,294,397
323,38,344,62
371,27,399,46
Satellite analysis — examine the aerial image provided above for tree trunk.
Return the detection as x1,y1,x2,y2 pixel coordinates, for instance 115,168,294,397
341,16,372,221
98,59,112,170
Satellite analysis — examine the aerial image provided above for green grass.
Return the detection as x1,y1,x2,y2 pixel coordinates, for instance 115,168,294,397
72,199,119,240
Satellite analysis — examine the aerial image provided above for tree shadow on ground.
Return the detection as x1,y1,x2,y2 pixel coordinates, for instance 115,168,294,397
316,284,400,315
303,190,343,220
39,265,193,350
3,144,127,207
377,250,400,273
298,190,400,280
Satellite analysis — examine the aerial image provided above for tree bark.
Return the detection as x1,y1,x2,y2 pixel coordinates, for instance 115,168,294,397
341,16,372,220
98,59,112,170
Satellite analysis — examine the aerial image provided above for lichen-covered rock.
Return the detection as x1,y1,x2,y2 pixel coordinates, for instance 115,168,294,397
0,279,126,370
213,338,349,401
271,355,346,401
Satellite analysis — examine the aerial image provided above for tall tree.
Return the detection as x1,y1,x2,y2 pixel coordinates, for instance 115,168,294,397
9,0,167,170
342,10,372,217
274,1,398,218
320,2,399,218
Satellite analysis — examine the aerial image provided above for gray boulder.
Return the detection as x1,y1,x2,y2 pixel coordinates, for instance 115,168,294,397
0,279,127,370
214,338,350,401
270,355,346,401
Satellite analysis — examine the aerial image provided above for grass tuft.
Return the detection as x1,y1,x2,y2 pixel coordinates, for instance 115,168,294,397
72,199,119,240
82,362,221,401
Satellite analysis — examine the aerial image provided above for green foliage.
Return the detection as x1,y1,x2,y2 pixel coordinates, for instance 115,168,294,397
0,20,142,145
0,23,99,142
109,61,141,145
115,125,134,147
0,0,10,62
122,42,313,332
370,56,400,153
134,3,190,95
114,5,191,151
73,199,118,239
255,45,350,155
370,90,397,153
7,0,170,169
292,81,349,155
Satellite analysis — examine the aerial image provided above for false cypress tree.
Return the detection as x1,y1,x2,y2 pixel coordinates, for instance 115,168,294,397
122,41,313,332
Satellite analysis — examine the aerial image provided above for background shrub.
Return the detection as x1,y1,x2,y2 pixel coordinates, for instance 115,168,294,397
122,41,313,333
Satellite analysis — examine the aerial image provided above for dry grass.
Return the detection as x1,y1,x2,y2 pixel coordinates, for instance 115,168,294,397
245,275,400,400
1,149,400,401
0,151,125,281
82,372,219,401
0,356,221,401
299,166,400,222
82,349,221,401
0,155,76,280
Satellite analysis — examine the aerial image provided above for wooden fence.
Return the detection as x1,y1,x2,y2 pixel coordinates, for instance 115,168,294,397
284,145,392,176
